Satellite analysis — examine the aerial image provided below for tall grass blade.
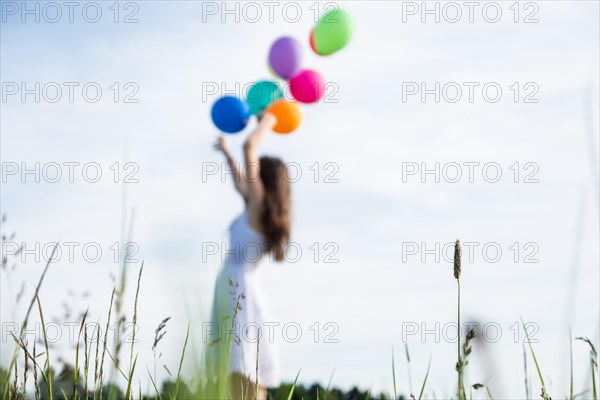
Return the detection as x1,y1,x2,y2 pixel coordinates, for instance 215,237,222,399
255,335,260,400
220,294,242,398
576,337,598,400
2,243,58,400
456,280,464,400
99,288,116,399
36,294,52,400
105,349,129,381
454,240,463,400
123,265,143,400
523,344,530,400
34,342,40,400
418,356,432,400
11,333,50,394
12,355,17,398
146,367,163,400
486,386,493,400
73,309,89,400
570,328,574,400
392,347,397,399
84,324,89,400
129,265,143,370
174,325,190,399
93,324,100,399
323,368,335,400
111,206,136,398
286,369,301,400
124,354,138,400
21,244,58,337
405,343,413,396
22,340,28,399
521,316,549,400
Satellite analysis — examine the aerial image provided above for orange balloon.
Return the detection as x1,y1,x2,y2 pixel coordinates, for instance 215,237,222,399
266,99,302,134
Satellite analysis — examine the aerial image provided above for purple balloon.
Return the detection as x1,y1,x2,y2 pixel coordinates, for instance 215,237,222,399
268,36,302,80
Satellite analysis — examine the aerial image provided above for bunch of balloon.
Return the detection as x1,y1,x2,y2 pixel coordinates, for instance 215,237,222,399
211,8,353,135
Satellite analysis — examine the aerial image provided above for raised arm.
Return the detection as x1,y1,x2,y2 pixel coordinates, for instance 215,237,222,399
214,136,247,197
243,113,277,206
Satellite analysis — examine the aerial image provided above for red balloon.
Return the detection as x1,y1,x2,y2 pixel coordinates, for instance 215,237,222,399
289,69,325,104
309,29,317,53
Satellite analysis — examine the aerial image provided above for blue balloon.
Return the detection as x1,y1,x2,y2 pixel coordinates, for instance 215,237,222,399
211,96,250,134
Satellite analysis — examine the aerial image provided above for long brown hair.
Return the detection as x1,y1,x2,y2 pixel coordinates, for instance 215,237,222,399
259,156,291,262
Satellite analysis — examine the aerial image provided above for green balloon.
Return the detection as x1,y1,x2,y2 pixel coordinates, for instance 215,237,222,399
246,81,283,115
313,9,354,55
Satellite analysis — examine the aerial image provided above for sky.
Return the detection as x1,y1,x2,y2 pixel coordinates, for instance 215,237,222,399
1,1,599,398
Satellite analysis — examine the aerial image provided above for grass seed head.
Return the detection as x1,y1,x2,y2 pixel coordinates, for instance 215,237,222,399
463,329,476,357
454,239,462,280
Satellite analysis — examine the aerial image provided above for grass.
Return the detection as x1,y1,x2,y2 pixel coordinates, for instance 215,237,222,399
404,344,412,397
72,309,88,400
570,328,574,400
1,242,57,400
521,315,550,400
417,356,432,400
125,265,144,400
99,288,116,398
454,239,465,400
322,368,334,400
1,229,598,399
286,370,301,400
36,294,52,400
523,344,530,399
173,325,190,399
392,348,397,399
576,337,598,400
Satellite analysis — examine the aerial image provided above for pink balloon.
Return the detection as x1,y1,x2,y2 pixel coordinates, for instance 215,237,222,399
289,69,325,104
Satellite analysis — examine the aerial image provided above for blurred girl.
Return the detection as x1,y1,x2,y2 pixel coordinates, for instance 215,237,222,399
209,113,291,399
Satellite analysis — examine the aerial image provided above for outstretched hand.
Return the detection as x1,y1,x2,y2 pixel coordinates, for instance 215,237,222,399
213,136,229,154
256,111,277,132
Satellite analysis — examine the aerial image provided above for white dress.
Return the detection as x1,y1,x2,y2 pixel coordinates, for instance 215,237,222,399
206,211,280,388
